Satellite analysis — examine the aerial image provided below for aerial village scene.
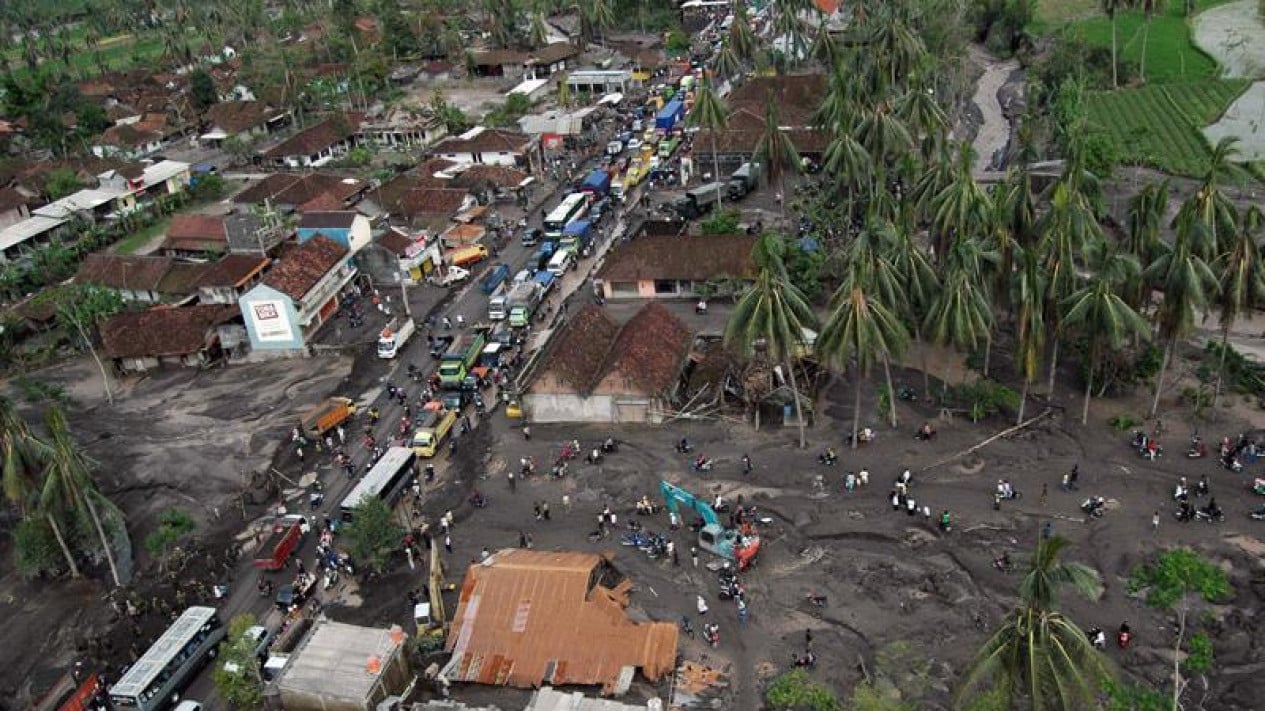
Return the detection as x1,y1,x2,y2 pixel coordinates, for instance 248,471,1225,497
5,0,1265,709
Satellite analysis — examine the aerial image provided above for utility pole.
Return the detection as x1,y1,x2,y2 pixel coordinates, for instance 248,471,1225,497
399,273,411,317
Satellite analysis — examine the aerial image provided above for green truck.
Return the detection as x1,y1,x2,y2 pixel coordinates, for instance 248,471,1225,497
438,333,488,389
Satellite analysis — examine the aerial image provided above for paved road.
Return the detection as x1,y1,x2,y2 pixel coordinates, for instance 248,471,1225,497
181,147,631,710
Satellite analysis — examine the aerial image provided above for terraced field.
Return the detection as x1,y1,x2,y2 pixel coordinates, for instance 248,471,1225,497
1086,79,1249,175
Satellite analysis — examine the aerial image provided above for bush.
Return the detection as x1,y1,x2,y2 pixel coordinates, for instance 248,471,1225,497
1108,413,1140,431
190,173,227,202
700,209,741,235
950,380,1020,421
144,508,197,558
766,669,841,711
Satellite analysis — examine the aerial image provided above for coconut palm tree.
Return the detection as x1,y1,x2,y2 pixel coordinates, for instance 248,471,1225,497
930,143,992,264
689,78,729,207
712,41,742,83
725,234,818,448
1145,210,1218,417
855,101,914,167
1037,182,1101,396
727,7,760,62
754,95,801,221
1100,0,1132,88
819,226,910,438
1210,206,1265,408
923,237,996,395
884,220,941,399
0,399,80,577
957,535,1111,711
896,75,949,159
1061,243,1151,424
1122,179,1170,311
43,407,123,587
1012,246,1046,424
1138,0,1166,81
1183,136,1241,260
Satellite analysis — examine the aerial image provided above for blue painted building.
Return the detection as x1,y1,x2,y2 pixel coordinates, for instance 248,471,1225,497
239,236,356,352
296,211,372,253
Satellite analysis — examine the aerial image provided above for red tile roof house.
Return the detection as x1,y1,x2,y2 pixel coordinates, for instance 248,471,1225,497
428,127,538,171
91,122,166,160
594,234,757,300
522,302,694,423
100,304,240,373
263,114,363,169
199,101,291,147
237,236,356,353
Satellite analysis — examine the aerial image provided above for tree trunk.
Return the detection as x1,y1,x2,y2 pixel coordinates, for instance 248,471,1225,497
1212,324,1231,409
982,331,992,377
84,493,121,587
1150,337,1173,418
1173,604,1188,711
916,326,931,401
1046,337,1059,397
71,316,113,406
882,355,897,429
711,131,723,209
1140,17,1151,82
851,363,863,450
1016,377,1029,426
47,512,81,578
786,358,806,449
1081,344,1095,425
1110,17,1119,89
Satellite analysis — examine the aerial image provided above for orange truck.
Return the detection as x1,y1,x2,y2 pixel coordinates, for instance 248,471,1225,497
300,396,356,439
446,245,489,268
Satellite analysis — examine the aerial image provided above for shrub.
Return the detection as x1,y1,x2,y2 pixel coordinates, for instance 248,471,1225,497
950,380,1019,421
766,669,841,711
144,508,197,558
1108,413,1140,431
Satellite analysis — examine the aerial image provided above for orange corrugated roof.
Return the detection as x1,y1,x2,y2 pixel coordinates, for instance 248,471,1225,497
815,0,840,13
444,550,679,693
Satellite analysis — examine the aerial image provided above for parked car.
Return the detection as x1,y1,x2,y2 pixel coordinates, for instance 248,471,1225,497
520,227,542,246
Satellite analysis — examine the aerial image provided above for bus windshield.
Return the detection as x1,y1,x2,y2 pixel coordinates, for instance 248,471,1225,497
543,193,589,237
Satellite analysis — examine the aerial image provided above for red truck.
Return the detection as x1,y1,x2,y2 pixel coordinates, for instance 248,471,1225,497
253,516,306,571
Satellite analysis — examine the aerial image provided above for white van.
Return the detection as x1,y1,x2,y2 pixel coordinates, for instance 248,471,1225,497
546,249,575,276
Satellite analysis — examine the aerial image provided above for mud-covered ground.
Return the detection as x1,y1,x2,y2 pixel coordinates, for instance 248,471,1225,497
5,335,1265,711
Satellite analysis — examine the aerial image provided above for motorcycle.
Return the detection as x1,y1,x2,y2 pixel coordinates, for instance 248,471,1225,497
793,651,818,668
718,580,743,600
1081,496,1106,518
817,450,838,466
805,592,827,607
468,491,488,509
675,439,694,454
1174,503,1195,523
322,569,339,590
693,457,714,472
993,554,1013,573
896,385,918,401
1249,506,1265,521
1195,505,1225,523
1187,437,1208,458
586,449,604,465
601,438,618,454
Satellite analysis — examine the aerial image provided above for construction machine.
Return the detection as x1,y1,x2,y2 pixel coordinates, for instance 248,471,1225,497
659,481,760,570
415,540,449,651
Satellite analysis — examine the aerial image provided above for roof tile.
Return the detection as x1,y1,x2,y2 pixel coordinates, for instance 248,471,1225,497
597,235,757,283
262,236,348,300
101,305,238,359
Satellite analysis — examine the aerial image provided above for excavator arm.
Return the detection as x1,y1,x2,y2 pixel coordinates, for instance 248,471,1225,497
659,480,720,527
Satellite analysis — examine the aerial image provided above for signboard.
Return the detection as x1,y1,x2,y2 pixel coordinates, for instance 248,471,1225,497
542,133,563,150
248,299,296,342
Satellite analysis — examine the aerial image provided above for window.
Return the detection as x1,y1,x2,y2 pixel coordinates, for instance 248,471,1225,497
654,280,677,295
611,281,638,296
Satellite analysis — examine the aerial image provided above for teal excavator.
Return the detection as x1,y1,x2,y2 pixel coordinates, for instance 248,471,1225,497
659,480,760,570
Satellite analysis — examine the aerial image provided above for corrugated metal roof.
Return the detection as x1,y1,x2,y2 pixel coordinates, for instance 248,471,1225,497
276,619,401,701
444,550,678,693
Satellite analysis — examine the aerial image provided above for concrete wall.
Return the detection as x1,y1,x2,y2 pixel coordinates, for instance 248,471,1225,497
524,392,616,423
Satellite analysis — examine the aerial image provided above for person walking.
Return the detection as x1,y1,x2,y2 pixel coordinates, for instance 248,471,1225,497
741,453,752,475
444,534,453,554
541,502,551,520
336,424,346,445
523,425,532,441
668,540,678,566
1040,483,1048,507
1152,510,1161,532
562,494,571,513
508,470,516,491
690,546,699,568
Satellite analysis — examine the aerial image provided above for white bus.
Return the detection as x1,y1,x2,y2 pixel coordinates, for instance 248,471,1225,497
543,193,590,239
339,446,417,520
108,606,226,711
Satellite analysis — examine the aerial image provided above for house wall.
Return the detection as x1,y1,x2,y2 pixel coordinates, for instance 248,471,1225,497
198,285,243,305
601,279,696,300
117,355,160,373
523,392,616,423
240,283,306,351
296,259,357,327
0,204,30,230
435,150,521,167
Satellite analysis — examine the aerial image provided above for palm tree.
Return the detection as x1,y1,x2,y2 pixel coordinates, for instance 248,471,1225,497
725,234,818,448
1145,210,1218,417
1184,136,1241,260
855,101,914,167
930,143,993,264
0,398,82,577
727,7,759,62
690,78,729,207
884,221,941,400
958,535,1111,710
1012,246,1045,424
1138,0,1166,81
712,42,742,83
754,95,801,222
819,234,910,442
1210,207,1265,408
43,407,123,587
1037,183,1101,396
923,237,995,395
1122,179,1170,311
1061,243,1151,424
1100,0,1132,88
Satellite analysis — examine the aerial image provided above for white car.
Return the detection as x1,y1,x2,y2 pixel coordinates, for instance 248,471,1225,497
438,266,470,286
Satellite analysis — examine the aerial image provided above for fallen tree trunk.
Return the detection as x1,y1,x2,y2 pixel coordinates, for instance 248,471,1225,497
921,408,1054,473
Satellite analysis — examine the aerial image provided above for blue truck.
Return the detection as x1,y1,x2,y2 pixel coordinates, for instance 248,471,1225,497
580,169,611,197
560,220,593,254
655,99,684,132
529,241,557,271
532,270,556,297
479,263,510,295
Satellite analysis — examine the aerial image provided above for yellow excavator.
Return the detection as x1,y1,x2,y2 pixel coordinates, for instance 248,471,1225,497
415,541,451,651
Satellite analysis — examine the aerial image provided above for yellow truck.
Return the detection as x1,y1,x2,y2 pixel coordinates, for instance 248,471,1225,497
300,397,356,438
411,409,458,458
446,245,489,268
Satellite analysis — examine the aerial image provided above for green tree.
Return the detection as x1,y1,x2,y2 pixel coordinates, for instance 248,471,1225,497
1038,182,1100,396
929,143,992,264
52,284,123,405
689,77,729,210
1129,549,1231,710
345,497,404,573
189,69,218,113
44,406,124,587
754,95,801,219
1122,179,1169,312
45,167,82,200
923,237,995,393
725,234,818,447
701,209,741,235
957,535,1112,710
0,397,76,577
766,668,841,711
884,220,940,400
213,613,265,709
1210,207,1265,407
819,223,910,436
1060,243,1150,424
1144,209,1217,417
1011,246,1045,424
